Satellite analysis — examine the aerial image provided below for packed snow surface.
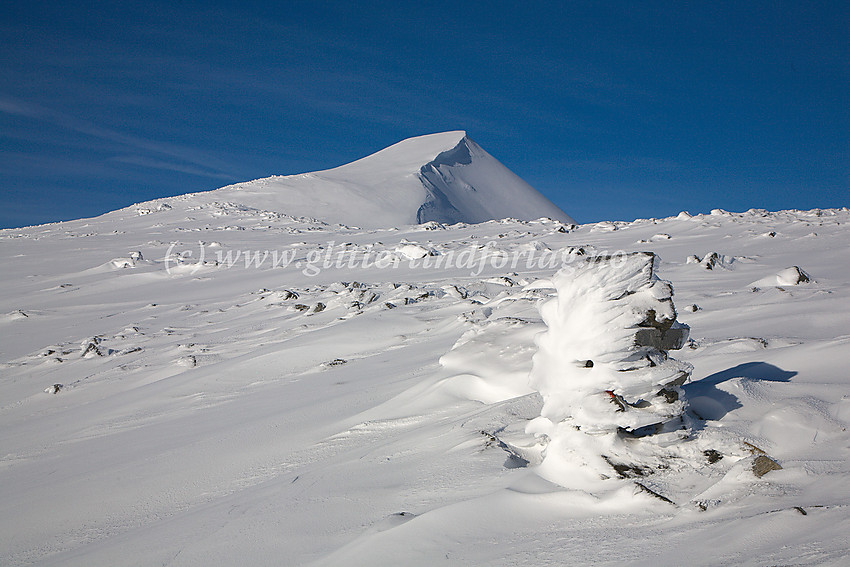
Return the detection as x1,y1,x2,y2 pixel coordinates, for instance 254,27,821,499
209,131,574,228
1,199,849,566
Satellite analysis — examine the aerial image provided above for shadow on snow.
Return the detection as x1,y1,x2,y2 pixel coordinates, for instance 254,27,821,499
684,362,797,423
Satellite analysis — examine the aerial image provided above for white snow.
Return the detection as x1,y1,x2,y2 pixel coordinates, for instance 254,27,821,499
0,156,849,565
395,243,433,260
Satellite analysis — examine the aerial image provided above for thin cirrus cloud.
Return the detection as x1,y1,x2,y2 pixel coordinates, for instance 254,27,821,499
0,96,238,181
110,155,238,180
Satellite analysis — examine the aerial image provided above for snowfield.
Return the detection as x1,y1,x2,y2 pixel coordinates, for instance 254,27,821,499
1,136,849,566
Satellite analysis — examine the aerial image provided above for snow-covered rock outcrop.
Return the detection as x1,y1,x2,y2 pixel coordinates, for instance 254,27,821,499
211,131,574,228
527,252,692,489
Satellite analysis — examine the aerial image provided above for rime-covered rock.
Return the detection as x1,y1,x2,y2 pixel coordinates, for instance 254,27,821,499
527,252,693,487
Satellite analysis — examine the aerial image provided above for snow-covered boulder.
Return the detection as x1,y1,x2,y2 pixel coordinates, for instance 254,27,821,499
396,243,434,260
687,251,730,270
751,266,811,288
109,251,144,269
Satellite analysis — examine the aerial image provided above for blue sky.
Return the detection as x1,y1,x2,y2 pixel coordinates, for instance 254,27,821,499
1,1,847,228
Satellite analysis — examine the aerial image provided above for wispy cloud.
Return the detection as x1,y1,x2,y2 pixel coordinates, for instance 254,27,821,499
0,98,41,118
0,96,239,180
110,155,238,180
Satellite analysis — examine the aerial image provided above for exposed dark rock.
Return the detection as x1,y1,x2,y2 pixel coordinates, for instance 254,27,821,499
603,456,652,478
753,455,782,478
605,390,628,412
82,341,103,357
657,388,679,403
701,252,720,269
634,322,688,350
634,327,662,349
663,371,690,388
661,323,690,350
687,252,727,270
635,482,675,504
703,449,723,464
118,347,143,355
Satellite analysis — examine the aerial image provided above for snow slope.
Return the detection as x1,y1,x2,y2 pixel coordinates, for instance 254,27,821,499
209,131,574,228
1,199,849,566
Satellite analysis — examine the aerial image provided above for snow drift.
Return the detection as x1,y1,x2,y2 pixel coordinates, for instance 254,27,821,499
211,131,574,228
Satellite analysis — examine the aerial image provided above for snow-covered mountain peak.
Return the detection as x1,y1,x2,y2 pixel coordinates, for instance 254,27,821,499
209,131,574,228
322,130,470,175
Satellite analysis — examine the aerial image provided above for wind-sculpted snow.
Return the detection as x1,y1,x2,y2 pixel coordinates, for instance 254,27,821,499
529,253,688,429
522,252,746,500
1,205,849,565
